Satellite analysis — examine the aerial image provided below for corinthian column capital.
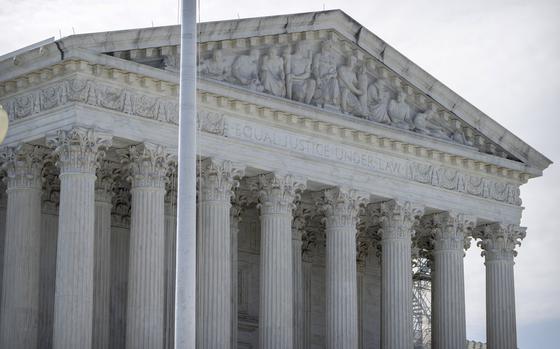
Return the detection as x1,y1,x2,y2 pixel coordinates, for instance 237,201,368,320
165,162,178,212
46,127,112,174
379,200,424,239
318,187,367,228
428,212,476,251
292,202,310,240
0,144,47,189
124,143,174,189
475,223,526,260
252,173,306,214
199,158,245,202
95,160,118,203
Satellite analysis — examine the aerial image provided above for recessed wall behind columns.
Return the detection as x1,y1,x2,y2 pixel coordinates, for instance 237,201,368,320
234,204,382,349
109,226,130,349
0,190,5,323
38,212,58,349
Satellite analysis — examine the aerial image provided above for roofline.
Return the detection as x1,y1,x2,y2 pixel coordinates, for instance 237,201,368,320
0,9,552,173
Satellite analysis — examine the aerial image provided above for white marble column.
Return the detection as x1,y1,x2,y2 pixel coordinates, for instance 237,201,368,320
93,163,114,349
292,204,308,349
47,127,112,349
429,212,474,349
164,165,177,349
476,223,525,349
0,144,45,348
230,193,245,349
196,159,244,349
319,187,365,349
379,200,423,349
254,173,305,348
125,143,171,349
302,253,313,349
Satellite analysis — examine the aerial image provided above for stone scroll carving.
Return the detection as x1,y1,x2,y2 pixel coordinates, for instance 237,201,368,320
197,38,476,147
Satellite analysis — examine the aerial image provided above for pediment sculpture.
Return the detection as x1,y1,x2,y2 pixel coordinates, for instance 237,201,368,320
196,38,475,147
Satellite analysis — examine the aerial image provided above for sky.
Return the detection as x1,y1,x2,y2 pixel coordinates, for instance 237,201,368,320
1,0,559,347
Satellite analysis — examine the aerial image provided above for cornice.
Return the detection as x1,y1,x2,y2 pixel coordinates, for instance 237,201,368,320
0,58,532,196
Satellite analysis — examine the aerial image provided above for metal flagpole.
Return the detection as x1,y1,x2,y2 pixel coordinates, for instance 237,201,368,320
175,0,197,347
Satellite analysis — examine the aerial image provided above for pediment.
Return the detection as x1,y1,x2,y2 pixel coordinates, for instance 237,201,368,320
119,30,517,164
0,10,551,174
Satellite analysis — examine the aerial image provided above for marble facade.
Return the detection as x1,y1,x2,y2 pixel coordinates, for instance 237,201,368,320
0,10,551,349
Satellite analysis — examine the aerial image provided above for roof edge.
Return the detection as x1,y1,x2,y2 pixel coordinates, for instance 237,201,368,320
0,9,552,173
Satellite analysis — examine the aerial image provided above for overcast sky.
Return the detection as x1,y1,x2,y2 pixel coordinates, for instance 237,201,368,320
1,0,559,347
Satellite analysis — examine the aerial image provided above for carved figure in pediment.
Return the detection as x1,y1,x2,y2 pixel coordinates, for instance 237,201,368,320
163,54,180,73
260,47,286,97
231,49,263,92
414,108,451,140
388,91,413,130
285,42,316,104
198,49,229,81
337,54,367,116
366,80,391,124
449,122,472,146
312,40,340,108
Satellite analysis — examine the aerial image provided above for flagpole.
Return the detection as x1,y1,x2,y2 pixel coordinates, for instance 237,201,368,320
175,0,197,347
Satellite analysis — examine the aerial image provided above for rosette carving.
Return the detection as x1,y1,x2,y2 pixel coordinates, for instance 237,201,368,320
46,127,112,174
474,223,526,260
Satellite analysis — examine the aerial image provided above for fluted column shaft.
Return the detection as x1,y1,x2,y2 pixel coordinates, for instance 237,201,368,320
93,168,113,349
476,223,525,349
125,143,171,349
379,200,423,349
430,213,473,349
230,195,245,349
486,256,516,349
48,128,112,349
320,188,365,349
302,257,313,349
196,159,243,349
292,232,304,349
255,173,305,349
0,145,44,349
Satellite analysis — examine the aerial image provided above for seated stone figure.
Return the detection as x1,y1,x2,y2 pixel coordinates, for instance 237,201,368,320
387,91,413,130
413,108,451,140
367,80,391,124
313,40,340,108
231,49,263,92
285,42,316,104
260,47,286,97
198,48,229,81
337,54,367,116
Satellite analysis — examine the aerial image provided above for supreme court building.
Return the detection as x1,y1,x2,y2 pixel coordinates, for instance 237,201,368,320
0,10,551,349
